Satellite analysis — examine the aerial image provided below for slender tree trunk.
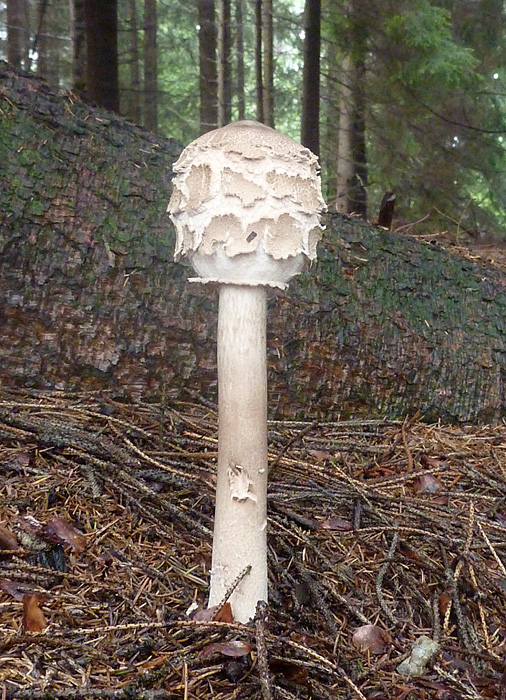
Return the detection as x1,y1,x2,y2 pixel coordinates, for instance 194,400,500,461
7,0,29,69
349,48,367,218
335,0,368,218
84,0,119,113
198,0,218,133
217,0,232,126
335,55,353,212
235,0,245,120
322,29,340,202
143,0,158,132
127,0,141,124
261,0,274,127
33,0,49,77
254,0,264,123
300,0,321,157
70,0,86,93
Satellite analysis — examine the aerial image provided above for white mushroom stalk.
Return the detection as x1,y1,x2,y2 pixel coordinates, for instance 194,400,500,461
168,121,325,622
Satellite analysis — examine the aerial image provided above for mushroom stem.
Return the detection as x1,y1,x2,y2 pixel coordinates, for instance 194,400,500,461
209,284,268,622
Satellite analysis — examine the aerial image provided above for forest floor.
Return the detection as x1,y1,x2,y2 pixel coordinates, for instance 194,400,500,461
0,390,505,699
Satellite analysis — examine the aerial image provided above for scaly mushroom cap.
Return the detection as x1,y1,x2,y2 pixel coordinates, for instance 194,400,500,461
168,121,326,288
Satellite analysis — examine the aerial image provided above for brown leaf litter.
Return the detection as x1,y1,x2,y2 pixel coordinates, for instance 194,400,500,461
1,390,506,699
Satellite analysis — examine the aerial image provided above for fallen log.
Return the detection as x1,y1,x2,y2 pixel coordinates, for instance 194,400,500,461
1,63,506,421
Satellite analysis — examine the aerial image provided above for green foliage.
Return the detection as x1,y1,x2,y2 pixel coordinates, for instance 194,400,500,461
330,0,506,237
384,1,478,88
2,0,506,236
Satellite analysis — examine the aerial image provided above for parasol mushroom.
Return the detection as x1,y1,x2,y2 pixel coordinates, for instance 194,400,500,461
168,120,325,622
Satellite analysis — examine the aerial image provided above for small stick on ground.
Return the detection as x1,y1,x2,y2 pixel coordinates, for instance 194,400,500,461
255,600,272,700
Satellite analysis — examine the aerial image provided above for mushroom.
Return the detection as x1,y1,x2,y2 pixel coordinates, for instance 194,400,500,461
168,120,325,622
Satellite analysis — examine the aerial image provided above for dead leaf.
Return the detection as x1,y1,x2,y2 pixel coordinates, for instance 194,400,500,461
199,639,252,659
319,516,353,531
10,451,31,469
269,658,309,685
413,474,442,494
470,674,500,698
352,624,391,655
398,543,421,562
23,594,46,633
0,526,19,551
42,517,87,553
192,605,218,622
420,454,445,469
290,631,315,647
307,449,332,462
439,590,452,617
195,552,212,571
0,579,37,601
193,602,234,623
214,602,234,623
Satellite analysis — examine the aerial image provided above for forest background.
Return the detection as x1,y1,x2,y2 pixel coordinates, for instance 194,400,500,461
1,0,506,239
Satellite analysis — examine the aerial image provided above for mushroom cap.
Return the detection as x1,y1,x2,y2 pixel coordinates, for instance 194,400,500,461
168,121,326,287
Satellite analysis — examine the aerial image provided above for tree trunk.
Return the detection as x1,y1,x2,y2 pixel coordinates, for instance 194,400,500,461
301,0,320,157
70,0,86,94
349,46,367,218
254,0,264,123
143,0,158,132
2,65,506,424
335,0,368,218
217,0,232,126
84,0,119,112
126,0,142,124
335,55,353,213
322,31,340,203
33,0,49,76
198,0,218,133
235,0,245,121
7,0,29,69
261,0,274,127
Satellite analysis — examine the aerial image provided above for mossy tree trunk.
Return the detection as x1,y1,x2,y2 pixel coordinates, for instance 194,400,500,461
1,63,506,422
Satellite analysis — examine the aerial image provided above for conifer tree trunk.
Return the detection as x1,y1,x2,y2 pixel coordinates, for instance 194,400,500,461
198,0,218,133
301,0,321,157
335,55,353,212
33,0,50,77
254,0,264,123
235,0,245,120
217,0,232,125
349,46,367,218
262,0,274,126
84,0,119,113
127,0,142,124
70,0,86,93
143,0,158,132
323,34,340,202
7,0,29,69
335,0,367,217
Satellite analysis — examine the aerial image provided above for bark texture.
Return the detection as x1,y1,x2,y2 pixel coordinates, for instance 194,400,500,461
2,64,506,422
